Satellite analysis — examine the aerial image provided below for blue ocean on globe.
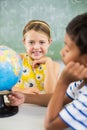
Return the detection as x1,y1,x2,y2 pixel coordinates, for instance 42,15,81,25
0,46,22,91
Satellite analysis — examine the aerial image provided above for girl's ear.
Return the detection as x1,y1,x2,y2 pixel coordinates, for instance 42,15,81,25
50,38,52,44
48,38,52,46
22,38,25,44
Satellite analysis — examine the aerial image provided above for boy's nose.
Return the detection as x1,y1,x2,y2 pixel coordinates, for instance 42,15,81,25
60,49,65,57
60,49,63,56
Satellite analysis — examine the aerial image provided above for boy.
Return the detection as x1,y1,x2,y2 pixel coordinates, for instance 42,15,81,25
45,12,87,130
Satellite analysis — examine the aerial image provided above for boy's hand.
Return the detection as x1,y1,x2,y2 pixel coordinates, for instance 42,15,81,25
60,61,87,85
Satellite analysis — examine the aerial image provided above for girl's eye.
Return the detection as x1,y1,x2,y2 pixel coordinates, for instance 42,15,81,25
28,41,34,45
40,41,45,45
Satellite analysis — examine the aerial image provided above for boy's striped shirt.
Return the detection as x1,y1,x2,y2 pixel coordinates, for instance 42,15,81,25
59,81,87,130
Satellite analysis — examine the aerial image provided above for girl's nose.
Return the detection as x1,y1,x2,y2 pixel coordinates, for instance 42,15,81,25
33,44,40,49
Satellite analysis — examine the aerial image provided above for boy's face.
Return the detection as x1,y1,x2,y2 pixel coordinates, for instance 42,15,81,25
23,30,52,60
60,33,82,65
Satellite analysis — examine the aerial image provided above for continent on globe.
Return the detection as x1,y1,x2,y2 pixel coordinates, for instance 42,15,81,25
0,45,22,91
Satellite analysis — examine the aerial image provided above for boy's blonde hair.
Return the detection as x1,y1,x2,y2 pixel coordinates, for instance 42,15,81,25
23,20,51,39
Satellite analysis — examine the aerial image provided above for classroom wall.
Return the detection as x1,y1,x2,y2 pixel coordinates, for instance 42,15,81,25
0,0,87,60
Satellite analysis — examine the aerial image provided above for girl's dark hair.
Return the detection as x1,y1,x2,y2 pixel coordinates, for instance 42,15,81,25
66,12,87,55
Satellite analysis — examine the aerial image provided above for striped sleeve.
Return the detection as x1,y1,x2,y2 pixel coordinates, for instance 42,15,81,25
66,81,81,99
59,82,87,130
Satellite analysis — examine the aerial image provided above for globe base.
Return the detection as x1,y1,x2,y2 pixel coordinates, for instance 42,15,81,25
0,94,18,118
0,105,18,118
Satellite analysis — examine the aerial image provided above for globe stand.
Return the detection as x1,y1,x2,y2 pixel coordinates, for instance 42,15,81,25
0,91,18,118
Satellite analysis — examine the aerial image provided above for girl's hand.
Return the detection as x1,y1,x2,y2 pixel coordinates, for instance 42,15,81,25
8,91,25,106
32,56,52,68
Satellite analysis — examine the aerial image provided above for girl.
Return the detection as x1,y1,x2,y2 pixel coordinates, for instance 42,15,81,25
13,20,60,94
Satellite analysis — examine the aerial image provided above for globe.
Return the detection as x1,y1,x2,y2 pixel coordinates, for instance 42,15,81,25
0,45,22,118
0,45,22,91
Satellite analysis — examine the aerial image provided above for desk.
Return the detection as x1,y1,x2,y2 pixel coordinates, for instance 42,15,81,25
0,103,71,130
0,104,46,130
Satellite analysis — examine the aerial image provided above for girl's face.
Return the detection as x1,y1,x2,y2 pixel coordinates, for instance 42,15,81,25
23,30,52,60
60,33,82,65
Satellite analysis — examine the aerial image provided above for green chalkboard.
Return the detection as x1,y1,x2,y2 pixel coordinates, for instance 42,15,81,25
0,0,87,60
